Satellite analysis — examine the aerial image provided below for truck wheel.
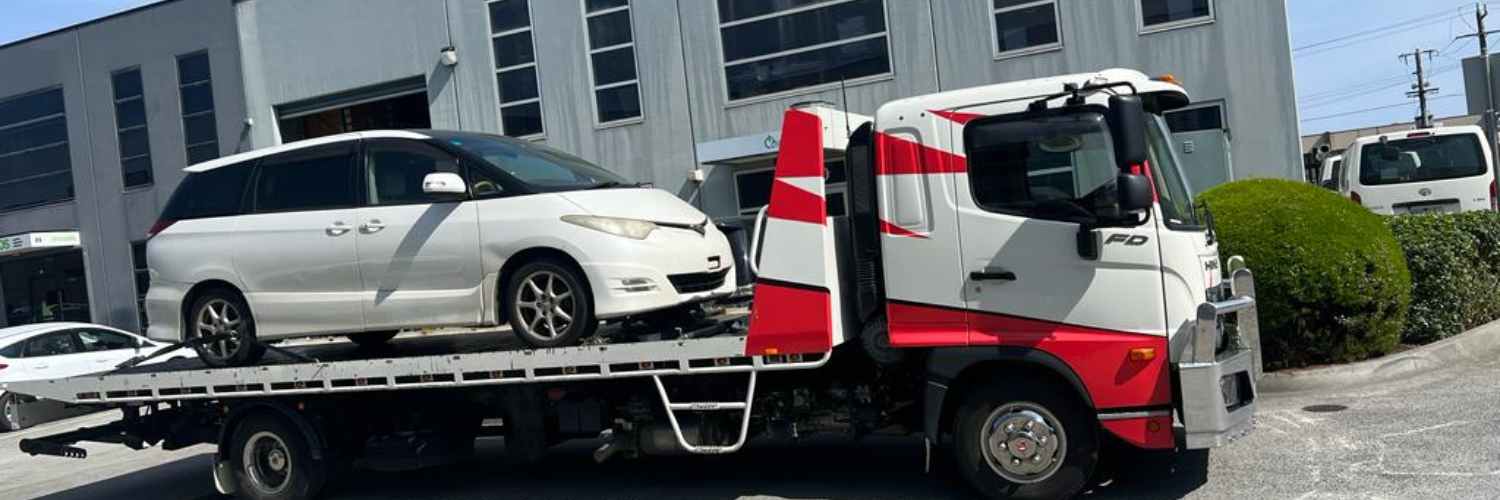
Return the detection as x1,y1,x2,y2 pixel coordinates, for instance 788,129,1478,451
506,260,596,348
0,393,23,432
230,413,327,500
189,289,266,367
953,383,1097,499
347,330,398,348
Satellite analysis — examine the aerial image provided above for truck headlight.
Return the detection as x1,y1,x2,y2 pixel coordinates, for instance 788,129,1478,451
561,215,657,240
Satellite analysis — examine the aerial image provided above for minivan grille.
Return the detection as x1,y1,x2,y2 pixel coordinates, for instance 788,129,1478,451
667,269,730,294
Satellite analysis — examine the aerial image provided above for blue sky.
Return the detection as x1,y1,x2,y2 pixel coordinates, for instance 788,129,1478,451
0,1,1490,136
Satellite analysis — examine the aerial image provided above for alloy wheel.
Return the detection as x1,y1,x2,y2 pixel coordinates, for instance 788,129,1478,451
515,270,576,340
194,298,244,361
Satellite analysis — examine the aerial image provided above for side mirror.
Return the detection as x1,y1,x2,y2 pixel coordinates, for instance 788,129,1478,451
1117,173,1152,212
1106,95,1149,169
422,172,467,195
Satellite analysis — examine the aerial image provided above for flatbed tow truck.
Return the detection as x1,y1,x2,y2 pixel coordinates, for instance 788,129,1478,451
8,69,1259,500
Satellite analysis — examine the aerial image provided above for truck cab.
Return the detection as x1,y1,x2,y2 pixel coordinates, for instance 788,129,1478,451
750,68,1258,497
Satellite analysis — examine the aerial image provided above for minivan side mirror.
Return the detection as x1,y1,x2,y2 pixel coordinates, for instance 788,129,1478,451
422,172,467,195
1106,94,1149,169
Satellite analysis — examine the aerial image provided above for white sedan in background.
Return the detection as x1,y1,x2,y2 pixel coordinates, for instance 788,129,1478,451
0,322,189,431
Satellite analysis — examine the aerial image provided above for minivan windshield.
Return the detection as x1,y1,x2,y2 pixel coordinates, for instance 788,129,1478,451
1358,133,1486,186
438,133,628,191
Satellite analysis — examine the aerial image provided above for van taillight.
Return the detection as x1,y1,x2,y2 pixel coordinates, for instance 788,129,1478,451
1350,191,1362,206
1491,180,1498,211
147,219,176,239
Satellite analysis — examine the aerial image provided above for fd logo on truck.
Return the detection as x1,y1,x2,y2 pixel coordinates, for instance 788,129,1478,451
1104,234,1150,246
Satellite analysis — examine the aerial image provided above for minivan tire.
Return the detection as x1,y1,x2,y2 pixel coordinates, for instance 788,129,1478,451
188,288,266,367
347,331,398,348
505,259,597,348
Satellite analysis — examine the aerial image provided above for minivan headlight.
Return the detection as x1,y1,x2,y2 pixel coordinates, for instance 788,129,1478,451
561,215,657,240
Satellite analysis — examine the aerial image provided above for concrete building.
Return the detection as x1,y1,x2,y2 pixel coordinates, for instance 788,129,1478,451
0,0,1299,332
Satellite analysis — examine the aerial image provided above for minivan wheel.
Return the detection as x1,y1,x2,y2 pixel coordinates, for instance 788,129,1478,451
506,260,596,348
189,289,266,367
347,331,398,348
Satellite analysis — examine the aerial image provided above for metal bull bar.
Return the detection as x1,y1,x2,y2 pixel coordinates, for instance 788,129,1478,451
1179,257,1259,449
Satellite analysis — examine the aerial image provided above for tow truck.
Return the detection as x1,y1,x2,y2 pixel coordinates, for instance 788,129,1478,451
8,69,1258,500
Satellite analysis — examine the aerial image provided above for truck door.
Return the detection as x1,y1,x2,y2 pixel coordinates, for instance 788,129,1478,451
951,108,1168,344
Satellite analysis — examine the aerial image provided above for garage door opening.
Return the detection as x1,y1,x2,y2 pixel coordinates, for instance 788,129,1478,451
275,76,431,143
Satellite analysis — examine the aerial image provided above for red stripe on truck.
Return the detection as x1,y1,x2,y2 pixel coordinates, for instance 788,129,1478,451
930,109,985,125
874,132,967,175
772,109,825,179
745,281,833,356
1100,414,1176,450
879,219,928,238
766,179,827,226
885,300,1172,409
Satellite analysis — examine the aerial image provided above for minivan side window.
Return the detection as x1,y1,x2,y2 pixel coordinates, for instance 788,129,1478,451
160,161,253,220
365,140,465,205
254,143,358,212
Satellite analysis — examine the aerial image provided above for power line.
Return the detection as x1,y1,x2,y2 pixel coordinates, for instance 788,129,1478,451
1296,12,1468,58
1299,63,1461,107
1294,7,1468,53
1300,95,1460,123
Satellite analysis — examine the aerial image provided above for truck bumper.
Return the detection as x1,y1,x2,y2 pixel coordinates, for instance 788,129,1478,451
1177,264,1259,450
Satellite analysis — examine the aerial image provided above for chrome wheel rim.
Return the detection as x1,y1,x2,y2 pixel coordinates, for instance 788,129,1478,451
243,431,292,494
980,402,1067,484
515,271,575,340
194,298,244,360
3,396,18,428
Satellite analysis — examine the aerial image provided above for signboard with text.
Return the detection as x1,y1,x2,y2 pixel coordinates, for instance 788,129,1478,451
0,231,82,257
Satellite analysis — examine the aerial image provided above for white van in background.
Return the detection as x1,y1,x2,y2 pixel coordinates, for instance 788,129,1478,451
1318,154,1343,190
1339,125,1496,215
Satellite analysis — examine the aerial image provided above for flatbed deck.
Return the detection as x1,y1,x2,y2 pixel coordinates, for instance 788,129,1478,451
7,310,826,405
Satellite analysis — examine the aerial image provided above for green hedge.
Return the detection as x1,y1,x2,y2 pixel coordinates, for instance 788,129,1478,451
1387,212,1500,344
1199,179,1410,369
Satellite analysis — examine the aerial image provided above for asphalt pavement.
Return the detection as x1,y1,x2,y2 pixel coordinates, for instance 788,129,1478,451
3,354,1499,499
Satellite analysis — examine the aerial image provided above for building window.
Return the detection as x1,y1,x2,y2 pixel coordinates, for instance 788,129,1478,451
488,0,545,138
131,241,149,328
716,0,891,102
733,159,849,217
1139,0,1213,32
177,51,219,164
112,68,153,188
0,86,73,212
991,0,1061,58
1165,103,1225,133
583,0,643,125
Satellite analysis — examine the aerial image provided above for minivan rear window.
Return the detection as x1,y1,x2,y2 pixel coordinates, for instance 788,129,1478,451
160,162,252,220
1359,134,1486,186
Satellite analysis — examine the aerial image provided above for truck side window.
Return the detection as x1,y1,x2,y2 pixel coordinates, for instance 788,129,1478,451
965,112,1118,224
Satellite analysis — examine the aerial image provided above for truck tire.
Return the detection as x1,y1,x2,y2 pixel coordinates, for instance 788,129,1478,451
0,393,23,432
953,382,1097,499
347,330,398,348
506,259,597,348
229,413,327,500
189,288,266,367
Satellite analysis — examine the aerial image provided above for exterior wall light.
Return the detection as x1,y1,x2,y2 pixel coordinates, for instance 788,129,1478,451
439,46,458,67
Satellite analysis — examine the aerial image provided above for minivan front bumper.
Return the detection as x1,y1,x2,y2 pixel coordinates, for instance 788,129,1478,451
1178,263,1259,449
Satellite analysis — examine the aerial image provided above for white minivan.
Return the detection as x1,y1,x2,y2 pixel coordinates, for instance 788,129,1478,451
1339,125,1496,214
145,130,735,366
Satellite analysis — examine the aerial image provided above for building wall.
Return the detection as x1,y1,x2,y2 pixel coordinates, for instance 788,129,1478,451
0,0,243,330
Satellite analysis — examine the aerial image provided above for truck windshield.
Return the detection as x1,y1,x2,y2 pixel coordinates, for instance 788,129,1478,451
438,133,628,191
1358,133,1486,186
1145,115,1201,228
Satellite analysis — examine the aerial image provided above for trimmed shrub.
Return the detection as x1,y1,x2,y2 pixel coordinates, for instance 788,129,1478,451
1387,212,1500,344
1198,179,1410,369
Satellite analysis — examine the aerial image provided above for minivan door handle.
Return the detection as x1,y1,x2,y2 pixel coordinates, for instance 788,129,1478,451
326,222,351,236
360,220,386,233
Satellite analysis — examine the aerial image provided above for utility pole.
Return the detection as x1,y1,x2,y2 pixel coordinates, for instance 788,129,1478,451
1457,3,1500,181
1400,48,1439,128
